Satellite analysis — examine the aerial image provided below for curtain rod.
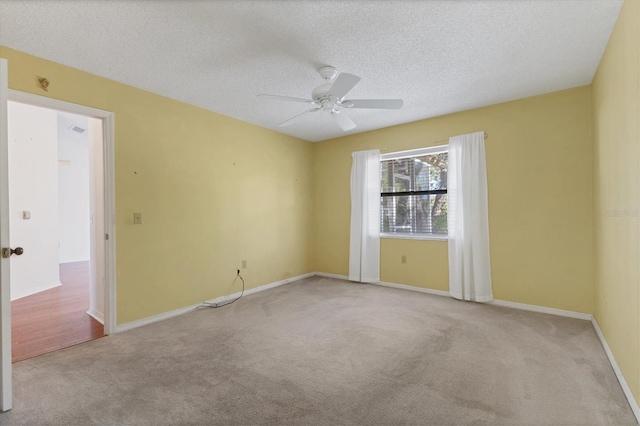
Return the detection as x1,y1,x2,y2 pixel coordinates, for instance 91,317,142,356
431,131,488,145
381,132,488,153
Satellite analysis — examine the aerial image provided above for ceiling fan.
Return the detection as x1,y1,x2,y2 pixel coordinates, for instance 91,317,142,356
258,66,403,131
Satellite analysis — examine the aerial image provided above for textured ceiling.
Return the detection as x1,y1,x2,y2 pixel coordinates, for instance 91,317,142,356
0,1,623,142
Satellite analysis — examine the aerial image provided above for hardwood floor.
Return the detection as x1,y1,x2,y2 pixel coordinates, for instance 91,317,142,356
11,261,104,363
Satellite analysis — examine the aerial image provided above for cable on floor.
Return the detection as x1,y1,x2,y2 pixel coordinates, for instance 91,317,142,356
198,271,245,309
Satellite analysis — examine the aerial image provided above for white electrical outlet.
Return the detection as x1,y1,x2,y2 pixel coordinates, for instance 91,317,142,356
242,260,247,269
133,212,142,224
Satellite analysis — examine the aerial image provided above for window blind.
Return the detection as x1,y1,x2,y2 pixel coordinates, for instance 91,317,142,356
380,151,448,235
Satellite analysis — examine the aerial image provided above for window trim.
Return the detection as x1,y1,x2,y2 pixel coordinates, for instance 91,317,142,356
380,144,448,161
380,144,449,240
381,232,448,241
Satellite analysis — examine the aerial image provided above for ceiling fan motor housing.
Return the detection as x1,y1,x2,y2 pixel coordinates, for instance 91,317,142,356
314,66,340,110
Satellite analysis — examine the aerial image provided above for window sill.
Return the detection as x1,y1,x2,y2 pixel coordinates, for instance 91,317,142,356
380,233,448,241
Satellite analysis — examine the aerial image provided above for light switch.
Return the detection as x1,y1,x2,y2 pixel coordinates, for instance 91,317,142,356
22,211,31,220
133,212,142,225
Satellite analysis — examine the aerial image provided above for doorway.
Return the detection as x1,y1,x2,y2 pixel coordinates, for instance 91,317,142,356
0,60,116,410
8,103,104,362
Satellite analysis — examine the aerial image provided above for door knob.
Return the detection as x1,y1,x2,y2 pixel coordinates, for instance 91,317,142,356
1,247,23,258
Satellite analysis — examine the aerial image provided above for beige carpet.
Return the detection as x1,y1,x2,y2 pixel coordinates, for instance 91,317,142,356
1,276,636,425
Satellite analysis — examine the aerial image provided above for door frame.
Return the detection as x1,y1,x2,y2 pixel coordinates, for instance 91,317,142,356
0,89,117,411
6,90,117,335
0,57,10,412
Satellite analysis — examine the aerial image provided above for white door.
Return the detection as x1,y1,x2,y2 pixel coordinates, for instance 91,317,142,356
0,58,13,411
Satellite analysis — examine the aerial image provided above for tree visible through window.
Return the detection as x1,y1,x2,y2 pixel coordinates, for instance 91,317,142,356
381,149,448,237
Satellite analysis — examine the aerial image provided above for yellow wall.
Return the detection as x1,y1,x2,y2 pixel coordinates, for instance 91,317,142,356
314,86,594,313
592,0,640,406
0,47,314,324
1,5,637,407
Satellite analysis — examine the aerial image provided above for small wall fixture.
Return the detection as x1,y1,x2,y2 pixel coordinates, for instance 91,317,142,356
38,77,50,91
68,125,86,134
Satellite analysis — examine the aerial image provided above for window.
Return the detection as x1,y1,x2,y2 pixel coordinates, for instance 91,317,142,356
380,146,448,239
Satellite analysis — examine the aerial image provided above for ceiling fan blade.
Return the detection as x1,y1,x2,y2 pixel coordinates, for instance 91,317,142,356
258,94,315,104
341,99,404,109
330,110,356,131
329,73,361,100
278,108,320,127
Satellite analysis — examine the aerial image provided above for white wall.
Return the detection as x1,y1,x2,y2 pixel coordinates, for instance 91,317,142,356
8,102,60,301
88,117,104,323
57,112,90,263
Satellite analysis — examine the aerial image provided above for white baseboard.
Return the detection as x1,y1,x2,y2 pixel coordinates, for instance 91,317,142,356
488,299,592,321
59,259,90,264
314,272,449,296
315,272,350,281
115,272,315,333
375,280,450,297
314,273,450,298
116,303,199,334
315,273,591,320
591,317,640,423
242,272,315,297
86,308,104,325
11,281,61,301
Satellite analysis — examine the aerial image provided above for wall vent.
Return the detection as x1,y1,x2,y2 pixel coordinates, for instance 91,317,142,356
68,125,86,134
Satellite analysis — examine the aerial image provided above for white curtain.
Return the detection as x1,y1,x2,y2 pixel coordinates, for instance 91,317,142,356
349,150,381,283
447,132,493,302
